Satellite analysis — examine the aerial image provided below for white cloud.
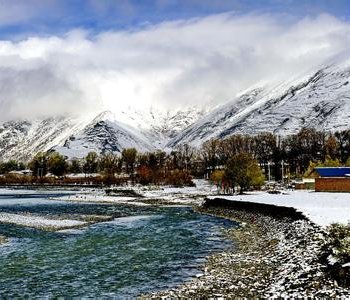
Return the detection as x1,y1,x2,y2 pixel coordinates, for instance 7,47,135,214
0,13,350,121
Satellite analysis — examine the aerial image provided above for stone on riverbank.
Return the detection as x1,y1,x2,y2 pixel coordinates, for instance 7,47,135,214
0,235,7,244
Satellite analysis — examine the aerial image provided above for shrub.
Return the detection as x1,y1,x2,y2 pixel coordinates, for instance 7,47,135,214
323,223,350,286
210,170,225,187
225,153,264,193
137,165,153,185
164,169,194,187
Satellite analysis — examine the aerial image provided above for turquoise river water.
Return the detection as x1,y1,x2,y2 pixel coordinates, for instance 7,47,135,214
0,190,237,298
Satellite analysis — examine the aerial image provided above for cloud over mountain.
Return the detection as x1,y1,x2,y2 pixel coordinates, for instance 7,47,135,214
0,13,350,121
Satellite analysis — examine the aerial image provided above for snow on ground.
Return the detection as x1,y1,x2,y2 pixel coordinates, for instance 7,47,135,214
0,212,87,230
208,190,350,227
50,194,150,206
139,179,218,203
50,180,217,206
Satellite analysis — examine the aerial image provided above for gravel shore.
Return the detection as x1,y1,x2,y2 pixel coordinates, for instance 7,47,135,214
146,198,350,298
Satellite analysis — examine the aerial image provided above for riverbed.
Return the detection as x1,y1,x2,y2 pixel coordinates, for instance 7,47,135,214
0,189,237,298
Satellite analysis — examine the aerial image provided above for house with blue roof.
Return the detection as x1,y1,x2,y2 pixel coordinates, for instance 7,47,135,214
315,167,350,192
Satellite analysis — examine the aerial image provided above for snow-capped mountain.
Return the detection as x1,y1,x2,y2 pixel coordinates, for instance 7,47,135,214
54,108,207,158
168,58,350,147
54,111,155,159
0,107,205,161
3,55,350,161
110,106,208,148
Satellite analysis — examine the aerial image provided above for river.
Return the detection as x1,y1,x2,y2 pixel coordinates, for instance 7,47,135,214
0,189,237,298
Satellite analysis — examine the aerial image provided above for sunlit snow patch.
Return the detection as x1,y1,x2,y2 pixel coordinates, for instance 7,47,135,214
0,212,87,230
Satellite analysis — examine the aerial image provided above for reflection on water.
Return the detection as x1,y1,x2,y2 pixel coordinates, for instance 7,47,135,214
0,190,237,298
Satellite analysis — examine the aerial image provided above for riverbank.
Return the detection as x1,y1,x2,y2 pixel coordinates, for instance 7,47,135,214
207,191,350,227
146,198,350,298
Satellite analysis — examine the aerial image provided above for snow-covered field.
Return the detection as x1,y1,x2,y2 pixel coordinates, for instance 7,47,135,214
208,191,350,227
0,212,86,230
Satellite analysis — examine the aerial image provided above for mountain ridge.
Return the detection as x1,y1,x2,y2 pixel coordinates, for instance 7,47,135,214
2,57,350,161
167,62,350,148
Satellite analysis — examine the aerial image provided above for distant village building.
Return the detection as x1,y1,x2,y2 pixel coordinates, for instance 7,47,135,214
294,178,315,190
315,167,350,192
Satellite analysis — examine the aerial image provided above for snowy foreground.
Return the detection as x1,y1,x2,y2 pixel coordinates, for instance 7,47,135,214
208,190,350,227
147,184,350,298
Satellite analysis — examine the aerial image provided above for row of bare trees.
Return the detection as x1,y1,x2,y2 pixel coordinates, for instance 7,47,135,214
2,127,350,184
201,128,350,179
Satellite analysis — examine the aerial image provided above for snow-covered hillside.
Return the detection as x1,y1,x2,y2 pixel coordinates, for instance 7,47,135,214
0,116,93,161
168,59,350,147
54,108,207,158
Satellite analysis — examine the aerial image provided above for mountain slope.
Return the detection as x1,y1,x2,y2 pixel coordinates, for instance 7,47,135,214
110,106,207,148
0,116,92,161
54,111,155,158
168,61,350,147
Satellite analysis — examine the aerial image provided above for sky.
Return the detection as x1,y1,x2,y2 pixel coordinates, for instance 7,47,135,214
1,0,350,120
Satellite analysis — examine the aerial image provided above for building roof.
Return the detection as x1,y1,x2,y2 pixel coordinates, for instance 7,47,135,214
315,167,350,177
